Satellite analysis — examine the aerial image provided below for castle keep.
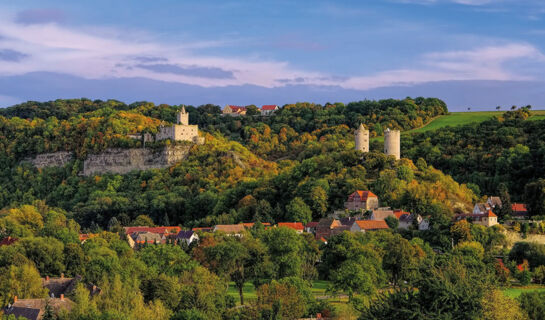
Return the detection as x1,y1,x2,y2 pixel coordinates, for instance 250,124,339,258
155,107,204,144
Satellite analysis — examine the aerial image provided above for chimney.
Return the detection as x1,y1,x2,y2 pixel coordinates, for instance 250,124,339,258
13,296,17,303
60,294,64,301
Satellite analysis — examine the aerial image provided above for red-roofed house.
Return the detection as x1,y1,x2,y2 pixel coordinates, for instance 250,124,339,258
353,220,390,232
512,203,528,217
454,210,498,227
261,105,279,116
277,222,304,234
305,222,319,234
344,190,379,211
223,105,247,116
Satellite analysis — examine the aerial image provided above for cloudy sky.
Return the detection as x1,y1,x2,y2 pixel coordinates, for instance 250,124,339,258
1,0,544,110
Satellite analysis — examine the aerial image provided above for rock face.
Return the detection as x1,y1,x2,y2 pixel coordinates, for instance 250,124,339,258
82,145,190,176
28,152,73,168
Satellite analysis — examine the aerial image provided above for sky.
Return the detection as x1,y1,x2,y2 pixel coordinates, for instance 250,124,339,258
0,0,545,110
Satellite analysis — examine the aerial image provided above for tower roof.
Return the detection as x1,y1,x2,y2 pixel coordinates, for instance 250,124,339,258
358,123,365,130
181,106,186,113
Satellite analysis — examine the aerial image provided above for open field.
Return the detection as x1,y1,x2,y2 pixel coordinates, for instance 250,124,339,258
503,285,545,298
372,110,545,142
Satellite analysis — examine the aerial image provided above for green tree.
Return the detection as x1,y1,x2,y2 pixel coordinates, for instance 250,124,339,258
285,197,312,224
524,179,545,217
382,235,421,287
519,291,545,320
257,281,305,320
384,216,399,230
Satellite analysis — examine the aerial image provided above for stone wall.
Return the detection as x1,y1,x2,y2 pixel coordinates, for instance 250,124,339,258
82,145,190,176
27,151,73,168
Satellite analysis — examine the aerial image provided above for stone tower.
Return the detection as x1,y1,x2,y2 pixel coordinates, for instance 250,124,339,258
176,106,189,125
384,128,400,160
355,123,369,153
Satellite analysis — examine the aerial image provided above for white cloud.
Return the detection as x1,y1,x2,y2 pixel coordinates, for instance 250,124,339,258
0,10,543,91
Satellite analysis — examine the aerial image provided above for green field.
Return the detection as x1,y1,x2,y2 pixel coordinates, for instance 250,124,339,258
372,110,545,142
502,285,545,298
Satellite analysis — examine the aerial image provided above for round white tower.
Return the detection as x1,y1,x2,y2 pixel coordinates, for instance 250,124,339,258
384,128,400,160
355,123,369,153
177,106,189,125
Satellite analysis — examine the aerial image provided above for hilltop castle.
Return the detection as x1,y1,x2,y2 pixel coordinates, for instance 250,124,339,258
131,107,204,144
355,124,400,160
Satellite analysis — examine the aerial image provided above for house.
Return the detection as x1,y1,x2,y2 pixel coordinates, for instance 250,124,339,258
370,207,396,220
339,217,358,228
213,223,271,235
344,190,379,211
0,236,18,246
192,227,214,233
176,230,199,245
277,222,304,234
129,232,166,247
123,226,181,236
305,222,319,234
512,203,528,217
398,213,425,230
3,296,74,320
352,220,390,232
330,225,351,237
260,105,279,116
487,196,503,209
315,218,342,240
454,210,498,227
222,105,247,116
473,203,491,215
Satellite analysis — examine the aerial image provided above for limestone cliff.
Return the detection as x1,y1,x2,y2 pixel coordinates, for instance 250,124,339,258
24,146,191,175
82,145,190,176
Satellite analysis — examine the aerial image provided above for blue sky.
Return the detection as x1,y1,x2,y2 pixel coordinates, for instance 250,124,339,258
0,0,544,110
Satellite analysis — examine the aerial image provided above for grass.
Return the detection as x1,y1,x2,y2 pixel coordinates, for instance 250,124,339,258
227,280,331,305
503,285,545,298
371,110,545,142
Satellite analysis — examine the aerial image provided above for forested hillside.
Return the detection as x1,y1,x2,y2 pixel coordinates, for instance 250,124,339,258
0,97,465,229
403,107,545,216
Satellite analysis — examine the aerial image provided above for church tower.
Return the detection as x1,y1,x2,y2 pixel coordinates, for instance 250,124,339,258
176,106,189,125
384,128,400,160
355,123,369,153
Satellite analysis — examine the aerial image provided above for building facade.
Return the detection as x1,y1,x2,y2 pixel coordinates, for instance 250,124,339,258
155,107,204,144
344,190,379,211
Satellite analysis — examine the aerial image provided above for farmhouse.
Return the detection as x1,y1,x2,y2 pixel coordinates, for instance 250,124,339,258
344,190,379,211
222,105,247,116
261,105,279,116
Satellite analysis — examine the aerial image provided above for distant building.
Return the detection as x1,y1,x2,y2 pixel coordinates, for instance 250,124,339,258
3,296,74,320
222,105,247,116
0,236,17,246
176,230,199,245
512,203,528,217
315,218,342,240
370,207,396,220
352,220,390,232
124,226,181,248
213,223,271,236
261,105,279,116
344,190,379,211
156,107,204,144
454,210,498,227
304,222,319,234
277,222,304,234
487,196,503,209
473,203,491,215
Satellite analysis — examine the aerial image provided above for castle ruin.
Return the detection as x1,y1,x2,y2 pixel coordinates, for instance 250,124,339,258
155,107,204,144
355,124,400,160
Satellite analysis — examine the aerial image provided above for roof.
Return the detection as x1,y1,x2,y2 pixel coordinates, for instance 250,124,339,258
176,230,195,239
78,233,98,242
277,222,304,231
227,105,247,112
512,203,528,213
124,226,181,235
0,236,18,246
339,217,357,227
43,277,79,297
134,232,164,243
261,105,278,110
347,190,378,202
305,222,319,228
192,227,214,232
241,222,271,228
214,224,246,233
371,209,395,220
474,203,490,213
484,210,497,218
488,196,503,207
393,209,410,219
4,298,74,320
355,220,389,231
